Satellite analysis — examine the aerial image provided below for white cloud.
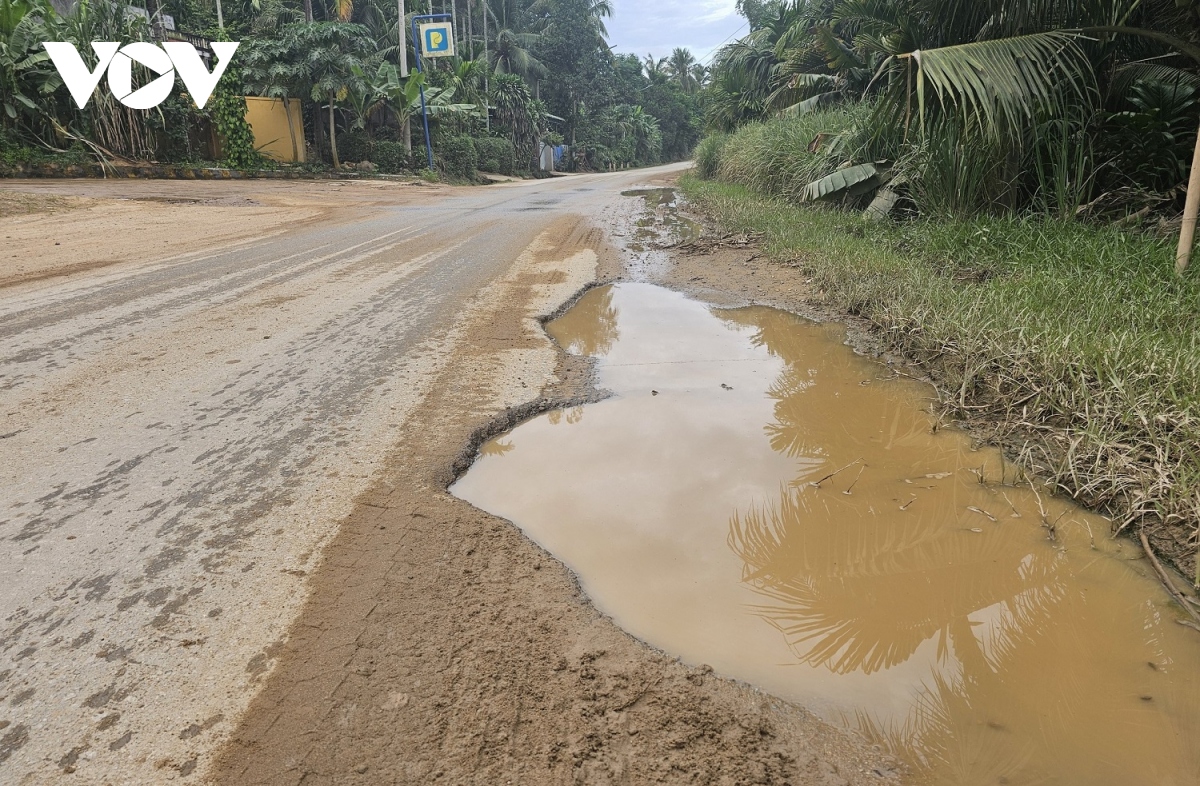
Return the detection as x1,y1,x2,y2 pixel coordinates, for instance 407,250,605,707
608,0,745,62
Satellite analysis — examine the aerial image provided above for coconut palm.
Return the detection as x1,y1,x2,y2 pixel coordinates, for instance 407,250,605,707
490,26,546,80
667,47,699,93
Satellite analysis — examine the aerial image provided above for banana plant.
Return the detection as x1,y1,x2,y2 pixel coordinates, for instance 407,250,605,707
0,0,61,134
352,61,482,133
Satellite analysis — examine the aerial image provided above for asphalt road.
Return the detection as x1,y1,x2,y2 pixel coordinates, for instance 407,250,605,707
0,165,685,783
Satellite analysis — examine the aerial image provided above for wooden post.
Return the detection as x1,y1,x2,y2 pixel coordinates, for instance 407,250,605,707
1176,117,1200,276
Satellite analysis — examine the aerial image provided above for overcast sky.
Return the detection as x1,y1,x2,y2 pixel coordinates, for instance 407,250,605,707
606,0,748,66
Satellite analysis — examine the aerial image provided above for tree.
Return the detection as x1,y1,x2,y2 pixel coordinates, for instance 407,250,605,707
489,71,544,166
667,47,698,94
0,0,61,139
490,27,545,80
242,21,374,167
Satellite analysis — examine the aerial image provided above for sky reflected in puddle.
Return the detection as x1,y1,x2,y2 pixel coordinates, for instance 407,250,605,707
452,283,1200,785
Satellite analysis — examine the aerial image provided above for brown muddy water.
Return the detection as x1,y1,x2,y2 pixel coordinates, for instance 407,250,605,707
620,189,703,251
451,283,1200,786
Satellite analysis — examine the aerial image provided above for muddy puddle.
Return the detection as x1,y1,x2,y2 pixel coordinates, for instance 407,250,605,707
452,283,1200,785
620,188,702,251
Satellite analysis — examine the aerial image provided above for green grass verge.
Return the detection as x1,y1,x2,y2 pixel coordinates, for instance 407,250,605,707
681,173,1200,577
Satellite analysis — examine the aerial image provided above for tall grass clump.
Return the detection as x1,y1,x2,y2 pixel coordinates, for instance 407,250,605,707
712,106,869,202
694,133,729,179
681,173,1200,578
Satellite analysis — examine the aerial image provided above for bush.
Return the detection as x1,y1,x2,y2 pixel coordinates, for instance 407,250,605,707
694,133,728,179
437,135,478,179
338,131,372,163
373,140,409,174
475,137,516,176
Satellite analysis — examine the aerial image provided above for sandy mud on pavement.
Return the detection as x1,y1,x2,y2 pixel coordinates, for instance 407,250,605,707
214,211,898,785
0,179,442,289
456,282,1200,786
3,168,900,785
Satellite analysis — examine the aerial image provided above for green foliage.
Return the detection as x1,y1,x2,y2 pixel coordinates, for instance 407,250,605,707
209,67,260,169
337,129,371,161
240,21,375,166
704,0,1200,221
150,94,203,163
0,0,701,174
371,139,409,173
694,133,728,179
0,0,62,139
489,72,542,169
437,134,477,179
475,136,515,175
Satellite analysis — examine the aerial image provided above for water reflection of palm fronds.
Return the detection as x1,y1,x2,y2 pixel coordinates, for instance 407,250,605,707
764,365,823,458
857,670,1047,786
480,439,515,457
729,486,1068,676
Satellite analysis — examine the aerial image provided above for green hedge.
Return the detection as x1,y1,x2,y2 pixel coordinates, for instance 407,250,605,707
373,140,409,174
338,131,372,163
437,135,477,179
475,137,516,176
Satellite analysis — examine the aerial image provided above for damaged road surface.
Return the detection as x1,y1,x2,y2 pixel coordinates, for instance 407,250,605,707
0,167,896,785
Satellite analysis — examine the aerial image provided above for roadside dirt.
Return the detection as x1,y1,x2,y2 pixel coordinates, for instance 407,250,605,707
212,180,903,784
0,179,443,289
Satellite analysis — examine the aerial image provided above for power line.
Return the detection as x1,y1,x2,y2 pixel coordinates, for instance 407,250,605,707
698,19,749,66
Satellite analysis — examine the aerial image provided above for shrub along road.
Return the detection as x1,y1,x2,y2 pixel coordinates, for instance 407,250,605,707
0,169,897,784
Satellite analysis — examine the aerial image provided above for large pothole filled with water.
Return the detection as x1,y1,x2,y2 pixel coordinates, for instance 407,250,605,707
451,282,1200,785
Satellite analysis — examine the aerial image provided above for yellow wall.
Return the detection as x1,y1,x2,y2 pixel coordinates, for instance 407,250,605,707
244,97,306,163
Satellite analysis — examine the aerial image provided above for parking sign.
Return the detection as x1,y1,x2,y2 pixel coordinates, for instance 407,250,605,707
420,22,455,57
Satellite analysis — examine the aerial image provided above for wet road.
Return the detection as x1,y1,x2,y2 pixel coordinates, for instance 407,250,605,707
0,165,684,782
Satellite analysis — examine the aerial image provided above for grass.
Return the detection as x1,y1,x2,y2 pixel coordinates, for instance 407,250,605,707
680,172,1200,579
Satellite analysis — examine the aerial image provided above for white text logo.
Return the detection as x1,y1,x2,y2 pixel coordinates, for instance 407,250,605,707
43,41,240,110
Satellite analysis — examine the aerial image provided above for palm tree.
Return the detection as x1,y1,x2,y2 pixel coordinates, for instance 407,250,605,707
667,47,698,93
528,0,612,36
490,27,546,80
643,53,668,82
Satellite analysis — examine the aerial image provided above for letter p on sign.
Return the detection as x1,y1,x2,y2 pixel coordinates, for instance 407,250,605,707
420,23,454,58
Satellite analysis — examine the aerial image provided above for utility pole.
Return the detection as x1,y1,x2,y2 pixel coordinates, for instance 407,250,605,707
399,0,411,154
215,0,224,29
466,0,474,61
398,0,407,75
482,0,489,130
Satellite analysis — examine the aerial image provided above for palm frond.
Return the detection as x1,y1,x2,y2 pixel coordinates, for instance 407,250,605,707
909,31,1094,137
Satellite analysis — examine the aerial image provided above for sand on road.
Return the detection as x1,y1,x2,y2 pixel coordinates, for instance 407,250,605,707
0,171,899,785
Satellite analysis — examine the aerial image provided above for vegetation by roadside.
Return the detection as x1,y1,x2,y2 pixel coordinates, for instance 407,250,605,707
681,172,1200,581
1,0,705,180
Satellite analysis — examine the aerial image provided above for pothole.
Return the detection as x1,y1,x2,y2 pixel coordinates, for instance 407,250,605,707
621,188,703,250
452,282,1200,785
